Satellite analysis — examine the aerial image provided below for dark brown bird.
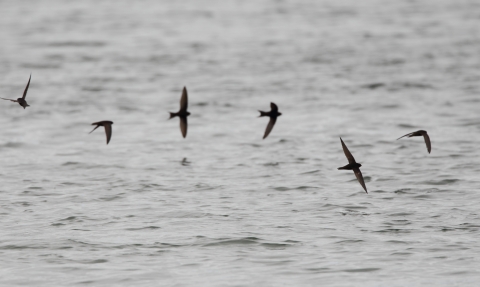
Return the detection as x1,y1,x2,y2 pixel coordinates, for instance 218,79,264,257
258,102,281,139
397,130,431,153
181,157,191,166
169,87,190,138
89,121,113,145
337,137,368,194
1,74,31,109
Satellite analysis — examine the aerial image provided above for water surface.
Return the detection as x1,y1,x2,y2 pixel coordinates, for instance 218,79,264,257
0,0,479,286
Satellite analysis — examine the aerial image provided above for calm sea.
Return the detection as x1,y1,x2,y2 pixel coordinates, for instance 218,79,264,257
0,0,479,286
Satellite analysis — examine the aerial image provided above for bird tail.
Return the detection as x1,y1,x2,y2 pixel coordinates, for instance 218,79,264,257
258,110,268,117
337,167,346,170
89,125,100,134
169,112,177,119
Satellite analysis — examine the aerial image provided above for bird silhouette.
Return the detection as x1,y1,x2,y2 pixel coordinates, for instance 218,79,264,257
1,74,31,109
181,157,191,166
169,87,190,138
258,102,281,139
337,137,368,194
397,130,431,153
89,121,113,145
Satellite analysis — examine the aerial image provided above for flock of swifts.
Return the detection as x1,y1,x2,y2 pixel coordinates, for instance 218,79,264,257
2,75,432,194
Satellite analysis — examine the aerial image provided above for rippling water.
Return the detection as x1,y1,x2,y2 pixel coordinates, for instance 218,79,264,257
1,0,480,286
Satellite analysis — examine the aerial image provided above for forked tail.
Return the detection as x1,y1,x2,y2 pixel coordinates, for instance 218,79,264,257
169,112,177,119
89,125,100,134
258,110,268,117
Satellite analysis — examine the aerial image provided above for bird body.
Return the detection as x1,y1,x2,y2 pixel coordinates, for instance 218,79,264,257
169,110,190,119
90,121,114,145
397,130,431,153
337,162,362,170
16,98,29,109
337,137,368,194
259,102,281,139
169,87,190,138
1,74,31,109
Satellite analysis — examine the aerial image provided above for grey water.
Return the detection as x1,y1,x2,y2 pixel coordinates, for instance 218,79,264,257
0,0,480,286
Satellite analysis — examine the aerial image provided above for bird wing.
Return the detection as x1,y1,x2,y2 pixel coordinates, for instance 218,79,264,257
180,116,187,138
270,102,278,112
180,87,188,112
0,97,17,102
353,168,368,193
263,117,277,139
397,132,415,140
340,137,356,164
22,74,31,99
104,124,112,144
423,133,431,154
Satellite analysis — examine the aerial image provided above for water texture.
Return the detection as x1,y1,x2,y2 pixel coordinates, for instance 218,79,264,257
0,0,480,286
